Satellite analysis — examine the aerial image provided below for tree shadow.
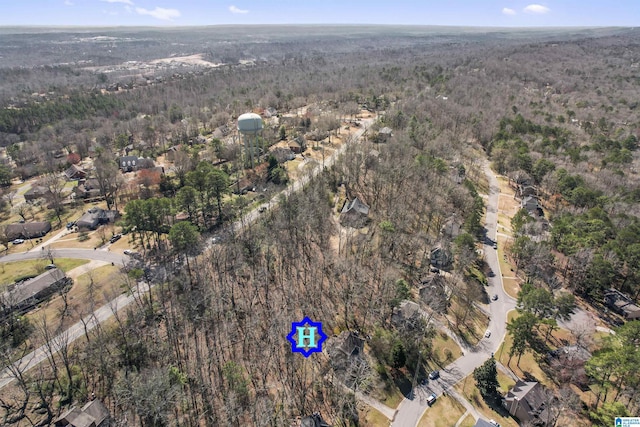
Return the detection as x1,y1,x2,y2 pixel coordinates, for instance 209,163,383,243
391,369,413,398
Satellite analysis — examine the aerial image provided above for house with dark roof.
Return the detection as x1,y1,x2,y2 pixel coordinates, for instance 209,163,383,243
340,197,370,228
521,196,542,216
377,127,393,142
419,274,451,313
64,164,87,181
74,179,102,200
1,268,71,316
5,221,51,240
327,330,365,372
300,413,331,427
391,300,421,329
54,399,110,427
503,381,546,423
24,186,50,202
604,289,640,320
76,208,119,230
288,136,307,154
119,156,154,172
430,245,453,270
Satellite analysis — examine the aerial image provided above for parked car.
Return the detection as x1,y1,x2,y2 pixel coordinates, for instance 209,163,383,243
493,242,498,249
489,420,501,427
12,239,25,244
66,221,75,230
258,206,267,213
484,330,492,338
109,234,122,244
123,249,137,256
44,264,57,270
428,370,440,380
426,393,437,406
491,294,498,301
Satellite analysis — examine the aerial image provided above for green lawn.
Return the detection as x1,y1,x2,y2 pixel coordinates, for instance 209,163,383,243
359,407,389,427
432,331,463,365
417,395,466,427
455,375,518,427
0,258,89,290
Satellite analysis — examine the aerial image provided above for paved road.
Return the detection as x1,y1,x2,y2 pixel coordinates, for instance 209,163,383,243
391,160,518,426
0,282,149,389
2,248,128,265
208,118,374,243
1,119,373,391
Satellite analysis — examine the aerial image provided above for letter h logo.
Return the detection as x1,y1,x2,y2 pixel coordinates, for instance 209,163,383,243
287,317,327,357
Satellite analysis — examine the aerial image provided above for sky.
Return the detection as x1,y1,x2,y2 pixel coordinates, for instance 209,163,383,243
1,0,639,27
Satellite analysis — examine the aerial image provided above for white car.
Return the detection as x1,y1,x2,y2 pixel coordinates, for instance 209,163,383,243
12,239,25,244
489,420,501,427
484,330,491,338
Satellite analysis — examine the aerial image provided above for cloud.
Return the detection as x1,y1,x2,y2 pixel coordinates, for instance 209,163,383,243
229,5,249,14
101,0,134,4
502,7,516,15
64,0,74,5
136,6,181,21
523,4,550,14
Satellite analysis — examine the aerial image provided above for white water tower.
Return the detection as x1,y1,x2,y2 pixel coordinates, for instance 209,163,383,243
237,113,263,169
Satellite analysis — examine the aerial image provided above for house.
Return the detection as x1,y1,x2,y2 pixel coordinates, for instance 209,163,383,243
503,381,546,423
377,127,393,142
231,178,254,195
418,274,450,313
165,145,181,162
548,345,591,363
391,300,421,328
24,186,50,202
518,185,537,198
119,156,154,172
76,208,119,231
1,268,71,316
54,399,110,427
5,221,52,240
288,136,307,154
300,413,331,427
521,195,542,216
269,147,296,164
327,330,365,371
604,289,640,320
340,197,370,228
430,245,452,270
64,164,87,181
74,179,102,200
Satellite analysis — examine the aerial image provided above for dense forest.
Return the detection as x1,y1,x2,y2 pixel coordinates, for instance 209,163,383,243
1,25,640,427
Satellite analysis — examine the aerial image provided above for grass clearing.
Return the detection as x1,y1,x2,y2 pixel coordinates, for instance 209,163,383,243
459,414,476,427
25,264,125,338
432,331,463,365
447,297,490,348
0,258,89,291
379,385,404,409
359,406,390,427
500,277,520,300
455,375,519,427
417,395,466,427
494,312,553,387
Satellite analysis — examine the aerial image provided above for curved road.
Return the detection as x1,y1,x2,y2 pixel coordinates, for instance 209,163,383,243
0,249,131,390
391,160,517,426
2,248,129,265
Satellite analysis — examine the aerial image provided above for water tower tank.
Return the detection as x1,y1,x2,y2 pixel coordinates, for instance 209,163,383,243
237,113,263,133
